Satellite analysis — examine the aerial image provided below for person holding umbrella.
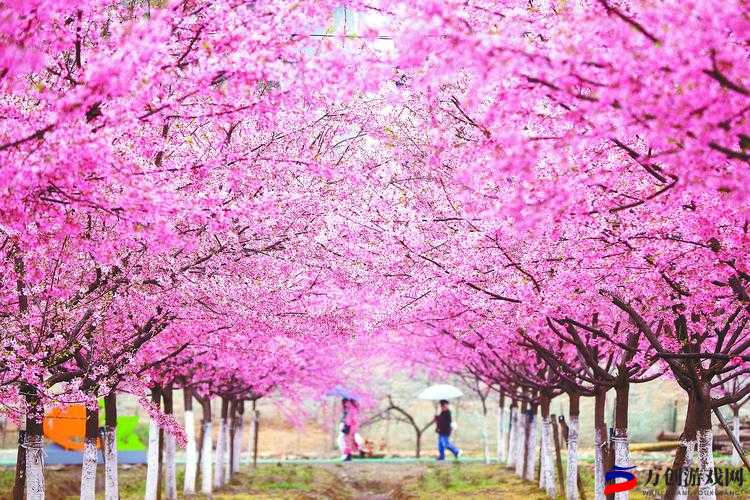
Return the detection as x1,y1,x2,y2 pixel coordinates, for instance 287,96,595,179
342,399,361,461
434,399,461,460
418,384,463,460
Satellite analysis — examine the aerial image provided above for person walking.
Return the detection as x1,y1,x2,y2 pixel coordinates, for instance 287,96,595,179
435,399,460,460
343,399,360,461
337,398,348,460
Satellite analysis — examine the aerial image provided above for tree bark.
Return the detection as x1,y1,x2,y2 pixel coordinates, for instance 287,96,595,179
566,392,580,500
233,401,244,473
145,387,161,500
613,381,631,500
163,387,177,500
515,400,527,477
223,401,232,484
507,402,517,467
731,407,741,466
214,398,228,488
80,405,99,500
497,392,507,463
252,401,260,468
13,430,26,500
666,391,697,500
594,388,608,500
526,404,538,482
103,392,119,500
540,398,557,498
183,389,198,494
200,398,213,495
482,402,490,464
552,414,566,496
24,388,45,500
695,389,715,500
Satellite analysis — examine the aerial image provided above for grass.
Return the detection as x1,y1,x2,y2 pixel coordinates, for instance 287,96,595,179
407,463,548,499
2,458,748,499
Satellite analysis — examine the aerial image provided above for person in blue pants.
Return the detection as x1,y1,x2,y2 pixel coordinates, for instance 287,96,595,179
434,399,460,460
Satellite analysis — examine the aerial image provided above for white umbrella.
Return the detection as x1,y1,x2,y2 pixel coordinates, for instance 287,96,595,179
417,384,464,400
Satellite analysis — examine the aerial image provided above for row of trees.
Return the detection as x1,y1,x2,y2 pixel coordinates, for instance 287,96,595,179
3,1,749,499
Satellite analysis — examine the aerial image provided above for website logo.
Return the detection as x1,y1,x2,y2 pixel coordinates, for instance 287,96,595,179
604,465,637,495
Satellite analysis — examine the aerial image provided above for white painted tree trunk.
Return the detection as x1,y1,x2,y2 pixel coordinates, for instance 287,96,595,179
525,414,537,481
145,419,160,500
566,416,579,500
482,411,490,464
80,437,98,500
214,418,225,488
612,429,631,500
497,405,506,463
514,412,526,477
233,419,243,473
506,407,517,467
697,429,716,500
593,431,606,500
183,410,197,494
164,432,177,500
25,433,45,500
539,418,547,489
541,417,556,498
223,420,231,483
675,439,695,500
200,422,213,495
732,414,741,466
103,426,119,500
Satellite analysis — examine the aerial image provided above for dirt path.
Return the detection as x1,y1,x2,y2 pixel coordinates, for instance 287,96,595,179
305,462,551,500
319,462,427,499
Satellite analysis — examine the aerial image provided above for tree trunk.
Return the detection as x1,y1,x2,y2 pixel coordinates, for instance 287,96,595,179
696,428,715,500
566,392,580,500
507,402,517,467
731,407,741,466
482,403,490,464
526,404,538,482
183,389,198,495
145,387,161,500
594,387,608,500
415,429,422,459
540,415,546,490
80,406,99,500
613,381,631,500
666,393,697,500
163,387,177,500
540,398,557,498
251,400,259,468
25,388,45,500
233,401,244,473
214,398,228,488
13,430,26,500
103,392,119,500
694,390,715,500
223,401,232,484
515,400,527,477
200,399,213,495
157,414,164,500
497,392,507,463
552,414,566,496
229,401,235,479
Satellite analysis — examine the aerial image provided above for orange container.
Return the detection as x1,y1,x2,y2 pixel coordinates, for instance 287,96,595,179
43,405,100,451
